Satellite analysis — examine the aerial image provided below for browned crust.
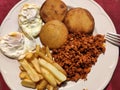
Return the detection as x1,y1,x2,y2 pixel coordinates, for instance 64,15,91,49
40,0,67,23
64,8,95,34
39,20,68,49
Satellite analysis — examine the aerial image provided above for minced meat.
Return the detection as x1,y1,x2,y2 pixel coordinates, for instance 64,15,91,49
52,32,105,81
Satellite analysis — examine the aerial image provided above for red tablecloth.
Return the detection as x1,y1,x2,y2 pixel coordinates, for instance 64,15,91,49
0,0,120,90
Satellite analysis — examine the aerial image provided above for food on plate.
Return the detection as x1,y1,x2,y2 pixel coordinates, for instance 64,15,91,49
46,46,53,60
24,52,33,60
19,59,41,82
21,79,36,89
31,58,42,74
40,67,57,87
40,0,67,22
52,32,106,81
19,71,31,80
0,32,36,59
36,79,48,90
0,0,106,89
39,58,67,82
37,49,67,76
18,3,43,37
19,45,67,89
46,84,57,90
64,8,95,34
39,20,68,49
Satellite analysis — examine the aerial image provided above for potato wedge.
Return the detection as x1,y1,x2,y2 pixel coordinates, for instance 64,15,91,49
41,67,57,87
19,59,40,82
39,59,67,82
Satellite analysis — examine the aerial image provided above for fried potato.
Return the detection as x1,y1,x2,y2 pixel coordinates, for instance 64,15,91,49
25,52,33,60
37,79,48,90
19,72,26,80
38,51,67,76
39,46,46,55
46,46,52,60
19,65,25,71
46,84,54,90
52,62,67,76
38,74,44,80
31,58,41,74
19,71,30,80
40,0,67,22
39,59,67,82
19,59,40,82
64,8,95,34
36,45,41,53
38,50,67,76
41,67,57,87
53,87,58,90
38,51,53,63
21,79,36,89
19,45,67,89
55,78,62,85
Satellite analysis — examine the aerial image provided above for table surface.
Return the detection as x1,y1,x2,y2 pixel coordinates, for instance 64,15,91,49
0,0,120,90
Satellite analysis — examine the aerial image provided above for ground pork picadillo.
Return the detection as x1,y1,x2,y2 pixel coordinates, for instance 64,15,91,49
52,32,105,82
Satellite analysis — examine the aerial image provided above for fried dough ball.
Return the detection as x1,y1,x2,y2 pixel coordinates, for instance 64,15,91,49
64,8,95,34
39,20,68,49
40,0,67,23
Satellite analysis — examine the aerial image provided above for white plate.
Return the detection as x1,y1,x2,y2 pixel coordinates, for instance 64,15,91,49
0,0,119,90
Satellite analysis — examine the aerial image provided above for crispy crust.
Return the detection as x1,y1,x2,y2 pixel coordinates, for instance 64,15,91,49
39,20,68,49
64,8,95,34
40,0,67,23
